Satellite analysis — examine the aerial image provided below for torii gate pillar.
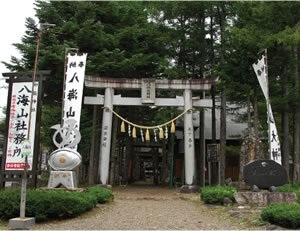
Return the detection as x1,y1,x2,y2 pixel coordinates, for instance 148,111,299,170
184,89,195,185
99,88,114,185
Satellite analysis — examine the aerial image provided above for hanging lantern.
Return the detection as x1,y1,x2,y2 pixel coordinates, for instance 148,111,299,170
132,127,136,138
170,121,175,133
121,121,126,133
145,129,150,141
159,127,164,139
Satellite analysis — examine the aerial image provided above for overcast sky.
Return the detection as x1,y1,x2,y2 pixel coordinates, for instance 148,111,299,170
0,0,36,119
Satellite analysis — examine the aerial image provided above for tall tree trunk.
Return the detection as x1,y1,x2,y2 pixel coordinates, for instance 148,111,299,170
218,4,227,185
293,45,300,182
253,90,265,159
282,68,290,181
88,105,98,185
220,87,226,185
247,94,251,134
94,106,101,182
196,7,206,186
253,90,258,140
253,91,258,159
211,85,217,144
210,84,217,186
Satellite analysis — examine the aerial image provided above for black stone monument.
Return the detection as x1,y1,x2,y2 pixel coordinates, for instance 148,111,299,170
243,159,288,189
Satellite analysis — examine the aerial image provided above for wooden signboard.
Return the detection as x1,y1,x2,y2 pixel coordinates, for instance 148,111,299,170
207,144,220,162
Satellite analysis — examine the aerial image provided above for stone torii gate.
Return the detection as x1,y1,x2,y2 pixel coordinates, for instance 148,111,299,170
84,76,213,188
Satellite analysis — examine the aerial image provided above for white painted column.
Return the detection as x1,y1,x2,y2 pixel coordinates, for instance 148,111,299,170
99,88,114,185
184,89,195,185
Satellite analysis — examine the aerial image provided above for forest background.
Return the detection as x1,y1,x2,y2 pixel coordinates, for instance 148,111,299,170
0,1,299,185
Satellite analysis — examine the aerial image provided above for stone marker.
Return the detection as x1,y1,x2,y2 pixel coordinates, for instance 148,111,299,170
9,217,35,230
243,159,288,189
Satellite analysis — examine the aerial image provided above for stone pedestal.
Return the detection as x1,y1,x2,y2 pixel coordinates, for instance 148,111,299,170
180,185,200,193
48,171,77,189
9,217,35,230
234,191,297,206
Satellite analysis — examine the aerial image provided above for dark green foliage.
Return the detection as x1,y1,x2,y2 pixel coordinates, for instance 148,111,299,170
0,189,21,219
261,203,300,229
277,183,300,202
86,185,114,203
0,186,113,222
40,105,62,150
262,184,300,228
25,190,97,221
200,186,236,204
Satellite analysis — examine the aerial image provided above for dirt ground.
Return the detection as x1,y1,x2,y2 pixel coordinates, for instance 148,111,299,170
0,185,282,230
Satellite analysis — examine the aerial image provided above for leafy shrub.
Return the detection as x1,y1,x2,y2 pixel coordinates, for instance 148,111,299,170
277,183,300,202
0,189,20,219
0,186,113,222
261,203,300,229
26,190,97,221
86,186,114,203
200,185,236,204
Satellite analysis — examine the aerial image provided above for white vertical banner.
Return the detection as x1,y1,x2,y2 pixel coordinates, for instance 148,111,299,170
252,55,268,100
5,82,38,170
268,103,282,164
62,53,87,134
253,54,282,165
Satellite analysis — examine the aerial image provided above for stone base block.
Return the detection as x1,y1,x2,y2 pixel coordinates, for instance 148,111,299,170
234,191,297,206
9,217,35,230
180,185,200,193
48,171,77,189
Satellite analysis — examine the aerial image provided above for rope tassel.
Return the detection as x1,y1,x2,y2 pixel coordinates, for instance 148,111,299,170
145,129,150,141
121,121,125,133
103,106,192,140
132,127,136,138
159,127,164,139
170,121,175,133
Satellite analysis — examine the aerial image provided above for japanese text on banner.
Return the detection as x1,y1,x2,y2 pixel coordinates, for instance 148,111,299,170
62,53,87,149
5,82,38,170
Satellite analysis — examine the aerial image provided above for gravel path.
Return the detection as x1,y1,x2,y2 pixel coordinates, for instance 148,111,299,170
29,185,270,230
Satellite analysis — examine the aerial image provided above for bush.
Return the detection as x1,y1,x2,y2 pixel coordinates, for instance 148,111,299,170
26,190,97,221
0,189,20,219
86,186,114,203
200,185,236,204
0,186,113,222
261,203,300,229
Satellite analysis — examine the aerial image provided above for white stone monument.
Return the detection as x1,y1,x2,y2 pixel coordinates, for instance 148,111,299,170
47,119,82,189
